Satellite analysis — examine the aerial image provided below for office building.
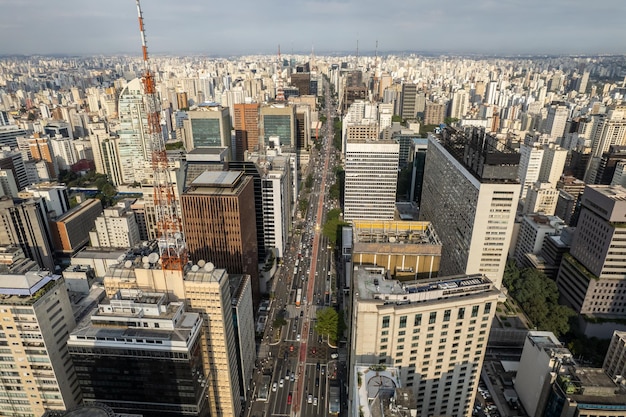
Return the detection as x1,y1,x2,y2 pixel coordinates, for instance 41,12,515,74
90,199,141,248
603,330,626,382
351,366,417,417
344,139,399,222
28,133,56,178
50,135,78,171
513,214,565,267
183,105,231,152
181,171,259,305
0,169,18,197
585,106,626,184
400,83,418,120
349,267,501,417
233,102,260,160
0,196,56,271
409,138,428,206
22,182,70,218
260,103,296,148
542,103,569,140
102,253,245,417
0,267,80,416
229,274,256,401
67,289,209,416
516,331,626,417
351,220,442,280
518,142,567,200
0,150,28,190
419,127,520,289
50,198,103,256
450,89,470,120
89,121,124,186
556,185,626,336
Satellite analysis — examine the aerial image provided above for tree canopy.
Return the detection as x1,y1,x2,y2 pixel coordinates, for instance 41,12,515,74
315,307,345,344
503,261,575,337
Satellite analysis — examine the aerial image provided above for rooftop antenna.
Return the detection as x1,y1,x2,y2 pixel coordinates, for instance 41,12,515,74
276,44,285,101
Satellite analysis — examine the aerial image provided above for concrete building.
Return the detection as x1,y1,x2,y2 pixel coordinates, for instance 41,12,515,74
67,289,209,416
180,171,259,306
28,133,56,178
344,139,399,222
351,220,442,280
90,199,141,249
50,135,78,171
183,105,231,152
22,182,70,218
89,120,124,186
523,182,560,215
0,150,28,190
424,101,446,125
349,267,501,417
0,196,56,271
603,330,626,382
117,78,152,185
513,214,565,268
351,365,417,417
229,274,256,402
260,103,296,148
233,102,260,160
0,267,80,416
50,198,103,256
102,251,246,417
400,83,418,120
556,185,626,337
419,127,520,289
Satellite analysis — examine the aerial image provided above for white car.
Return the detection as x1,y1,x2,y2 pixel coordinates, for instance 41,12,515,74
330,352,339,359
279,378,284,388
296,334,301,341
307,394,313,404
272,382,277,392
313,397,318,406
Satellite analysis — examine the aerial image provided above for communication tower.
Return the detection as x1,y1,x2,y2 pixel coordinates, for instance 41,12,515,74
134,0,187,271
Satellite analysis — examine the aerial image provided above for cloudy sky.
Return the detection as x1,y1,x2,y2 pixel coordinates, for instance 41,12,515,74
0,0,624,56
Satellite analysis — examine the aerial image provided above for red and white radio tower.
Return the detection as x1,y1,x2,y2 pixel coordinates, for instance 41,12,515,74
135,0,187,271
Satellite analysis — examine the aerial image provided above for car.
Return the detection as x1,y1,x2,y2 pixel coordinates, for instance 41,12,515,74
315,377,319,387
290,372,295,381
330,352,339,359
289,345,294,352
321,367,325,376
279,378,284,388
311,347,317,354
272,382,277,392
296,334,301,341
307,394,313,404
316,362,320,370
286,370,290,379
300,311,304,317
313,397,318,406
287,392,292,405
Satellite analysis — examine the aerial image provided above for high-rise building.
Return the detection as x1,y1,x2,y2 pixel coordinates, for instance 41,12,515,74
585,106,626,184
90,199,141,248
419,127,520,289
102,255,246,417
523,182,560,215
603,330,626,381
28,134,56,178
183,105,231,152
117,78,152,184
424,101,446,125
89,120,124,186
343,139,399,222
513,214,565,267
542,103,569,140
22,182,70,218
260,103,296,148
68,289,209,416
228,274,256,402
0,149,28,190
181,171,259,305
400,83,418,120
0,196,56,271
50,135,78,171
556,185,626,335
290,72,311,95
0,267,80,416
233,103,260,160
450,89,470,120
348,267,500,417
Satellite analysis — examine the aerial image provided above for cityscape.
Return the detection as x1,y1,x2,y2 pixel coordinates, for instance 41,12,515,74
1,1,626,417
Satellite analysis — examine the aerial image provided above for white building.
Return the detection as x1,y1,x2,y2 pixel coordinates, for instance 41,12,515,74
420,128,520,289
513,214,565,267
344,139,399,222
523,182,560,215
50,135,78,170
89,199,141,249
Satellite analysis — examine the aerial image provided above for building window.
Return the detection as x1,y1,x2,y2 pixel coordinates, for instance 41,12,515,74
399,315,407,328
382,316,390,328
484,303,492,314
429,312,437,324
457,308,465,320
414,314,422,326
471,306,479,318
444,309,451,322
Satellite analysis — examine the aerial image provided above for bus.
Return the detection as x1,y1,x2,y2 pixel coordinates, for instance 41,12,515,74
295,288,302,308
295,259,300,268
329,383,340,415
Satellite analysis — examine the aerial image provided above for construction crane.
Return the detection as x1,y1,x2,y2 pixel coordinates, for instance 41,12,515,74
134,0,188,271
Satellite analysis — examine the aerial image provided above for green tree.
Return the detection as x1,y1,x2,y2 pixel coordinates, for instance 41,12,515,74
305,174,314,190
444,117,459,125
165,141,184,150
273,316,287,328
316,307,339,343
299,198,309,217
392,115,403,123
328,182,340,200
322,208,348,247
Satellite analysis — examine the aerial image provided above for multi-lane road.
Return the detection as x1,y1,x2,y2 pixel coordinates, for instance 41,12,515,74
247,79,341,417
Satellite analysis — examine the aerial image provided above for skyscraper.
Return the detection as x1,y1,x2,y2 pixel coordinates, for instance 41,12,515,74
343,139,399,222
260,103,296,148
419,127,520,289
68,289,209,417
349,267,500,417
0,266,80,416
183,105,231,152
400,83,418,120
117,78,151,184
233,102,260,160
180,171,259,305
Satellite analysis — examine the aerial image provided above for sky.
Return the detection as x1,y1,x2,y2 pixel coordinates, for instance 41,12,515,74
0,0,625,57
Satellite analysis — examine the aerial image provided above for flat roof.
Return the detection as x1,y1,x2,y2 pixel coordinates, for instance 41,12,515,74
190,170,242,187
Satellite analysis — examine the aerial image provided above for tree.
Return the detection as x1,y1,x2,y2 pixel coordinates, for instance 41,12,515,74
299,198,309,217
316,307,340,343
273,316,287,328
305,174,314,190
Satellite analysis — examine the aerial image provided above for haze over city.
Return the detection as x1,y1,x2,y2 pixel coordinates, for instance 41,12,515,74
1,0,626,56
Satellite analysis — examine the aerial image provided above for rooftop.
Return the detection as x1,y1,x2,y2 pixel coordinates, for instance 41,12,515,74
189,170,243,188
353,220,441,246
